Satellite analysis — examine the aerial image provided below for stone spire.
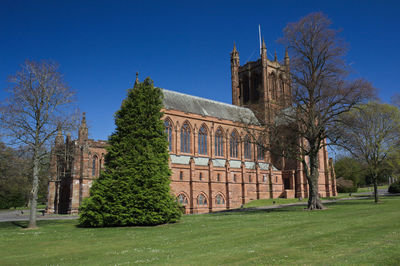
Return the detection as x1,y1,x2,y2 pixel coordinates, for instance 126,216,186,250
261,38,267,67
55,127,64,146
230,42,240,106
274,50,277,62
284,47,290,66
261,39,267,56
231,42,239,60
78,112,88,143
134,72,139,88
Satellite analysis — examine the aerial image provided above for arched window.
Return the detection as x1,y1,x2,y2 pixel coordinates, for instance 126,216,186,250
181,123,191,153
269,73,277,100
214,128,224,157
198,126,208,155
280,77,285,103
257,144,265,160
92,155,97,177
215,194,225,205
244,135,252,159
178,194,188,205
230,131,239,158
164,119,172,151
197,194,207,206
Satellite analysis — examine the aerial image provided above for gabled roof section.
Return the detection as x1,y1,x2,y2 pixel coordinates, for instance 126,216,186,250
162,89,260,125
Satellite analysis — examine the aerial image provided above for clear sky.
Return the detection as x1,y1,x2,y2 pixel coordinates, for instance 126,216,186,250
1,0,399,141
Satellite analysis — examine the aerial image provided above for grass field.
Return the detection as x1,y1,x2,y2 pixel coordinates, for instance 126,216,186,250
1,196,399,265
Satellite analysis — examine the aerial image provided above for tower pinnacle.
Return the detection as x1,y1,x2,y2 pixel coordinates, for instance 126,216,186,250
284,47,290,66
78,112,88,142
134,72,139,87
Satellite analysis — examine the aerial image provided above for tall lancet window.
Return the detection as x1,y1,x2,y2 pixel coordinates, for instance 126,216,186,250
230,131,239,158
215,128,224,157
280,78,285,103
198,126,208,155
92,155,97,177
257,144,265,161
164,119,172,151
244,135,252,159
181,123,191,153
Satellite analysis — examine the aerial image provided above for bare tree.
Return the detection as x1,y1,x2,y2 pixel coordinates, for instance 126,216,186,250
242,13,375,210
0,60,78,228
391,93,400,108
332,102,400,202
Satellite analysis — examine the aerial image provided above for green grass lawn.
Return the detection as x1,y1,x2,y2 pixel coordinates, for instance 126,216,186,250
243,193,367,208
1,197,399,265
357,185,388,193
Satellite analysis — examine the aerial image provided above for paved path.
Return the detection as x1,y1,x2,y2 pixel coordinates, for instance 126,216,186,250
0,209,78,223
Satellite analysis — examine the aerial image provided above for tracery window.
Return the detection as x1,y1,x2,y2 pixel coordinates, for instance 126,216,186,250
257,144,265,160
215,194,225,205
164,119,172,151
230,131,239,158
280,78,285,103
214,128,224,157
244,135,252,159
178,194,188,205
269,73,277,100
92,156,97,177
198,126,208,155
198,194,207,206
181,122,191,153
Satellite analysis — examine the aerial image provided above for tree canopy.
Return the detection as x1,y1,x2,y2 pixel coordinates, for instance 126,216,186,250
266,12,374,209
333,102,400,202
79,78,181,227
0,60,77,228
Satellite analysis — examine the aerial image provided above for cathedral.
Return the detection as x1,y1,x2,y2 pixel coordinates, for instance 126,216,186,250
46,41,337,215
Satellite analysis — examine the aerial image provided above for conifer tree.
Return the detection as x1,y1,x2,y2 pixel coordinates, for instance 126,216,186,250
79,78,181,227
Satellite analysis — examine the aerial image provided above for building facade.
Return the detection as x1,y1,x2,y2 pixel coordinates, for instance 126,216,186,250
46,43,337,214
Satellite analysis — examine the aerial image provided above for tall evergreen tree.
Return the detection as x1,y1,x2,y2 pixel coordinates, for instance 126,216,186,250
79,78,181,227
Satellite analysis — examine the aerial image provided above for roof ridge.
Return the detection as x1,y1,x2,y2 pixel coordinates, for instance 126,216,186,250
161,88,253,112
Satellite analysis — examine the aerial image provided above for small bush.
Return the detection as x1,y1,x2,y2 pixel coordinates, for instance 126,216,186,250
336,177,358,193
388,181,400,193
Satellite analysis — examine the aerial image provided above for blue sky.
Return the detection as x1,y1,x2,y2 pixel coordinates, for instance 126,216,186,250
1,0,399,141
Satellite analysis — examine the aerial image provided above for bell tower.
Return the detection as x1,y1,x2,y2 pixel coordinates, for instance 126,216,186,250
230,41,291,124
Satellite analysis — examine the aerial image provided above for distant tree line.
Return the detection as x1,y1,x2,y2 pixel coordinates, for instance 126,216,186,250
334,100,400,198
0,142,49,209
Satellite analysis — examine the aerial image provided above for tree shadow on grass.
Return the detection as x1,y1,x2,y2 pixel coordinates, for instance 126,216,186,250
211,197,383,216
0,221,29,229
11,221,28,228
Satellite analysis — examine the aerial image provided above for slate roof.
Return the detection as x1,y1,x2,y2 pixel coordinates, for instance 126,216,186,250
162,89,260,125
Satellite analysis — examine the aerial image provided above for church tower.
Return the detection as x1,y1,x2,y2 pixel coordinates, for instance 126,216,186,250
230,42,291,123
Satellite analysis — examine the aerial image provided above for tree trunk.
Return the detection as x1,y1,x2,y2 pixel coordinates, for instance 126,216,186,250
305,153,324,210
373,173,379,203
28,150,40,229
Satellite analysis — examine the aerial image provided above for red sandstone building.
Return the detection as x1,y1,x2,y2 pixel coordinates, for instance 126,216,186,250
47,42,337,214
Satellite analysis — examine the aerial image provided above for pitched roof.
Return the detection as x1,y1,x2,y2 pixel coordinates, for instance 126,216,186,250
162,89,259,125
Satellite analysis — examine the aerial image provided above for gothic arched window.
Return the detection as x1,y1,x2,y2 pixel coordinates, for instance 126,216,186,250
181,123,191,153
257,144,265,161
178,194,188,205
198,126,208,155
198,194,207,206
269,73,277,100
230,131,239,158
215,194,225,205
280,77,285,103
244,135,252,159
92,155,97,177
164,119,172,151
214,128,224,157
